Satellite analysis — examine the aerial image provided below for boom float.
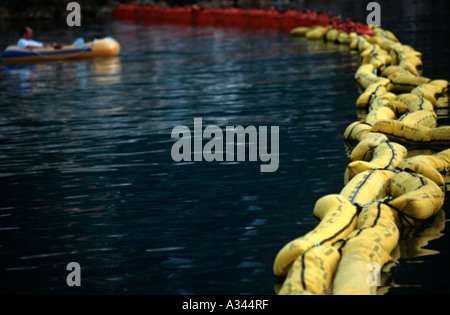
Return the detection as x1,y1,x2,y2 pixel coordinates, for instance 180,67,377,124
276,21,449,295
110,4,449,295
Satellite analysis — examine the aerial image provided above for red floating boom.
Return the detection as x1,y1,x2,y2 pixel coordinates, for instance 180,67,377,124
110,4,374,36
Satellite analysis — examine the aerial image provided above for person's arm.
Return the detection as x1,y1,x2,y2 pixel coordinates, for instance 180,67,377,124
19,39,51,50
24,43,60,49
18,39,60,50
25,44,44,49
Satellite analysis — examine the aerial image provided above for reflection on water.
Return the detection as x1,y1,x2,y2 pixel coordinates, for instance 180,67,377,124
91,57,122,85
378,208,447,295
398,209,445,258
4,57,122,92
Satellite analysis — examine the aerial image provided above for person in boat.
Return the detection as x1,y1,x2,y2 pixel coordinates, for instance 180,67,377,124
17,27,61,49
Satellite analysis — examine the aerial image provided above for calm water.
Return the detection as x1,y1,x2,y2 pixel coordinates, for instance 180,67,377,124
0,1,449,295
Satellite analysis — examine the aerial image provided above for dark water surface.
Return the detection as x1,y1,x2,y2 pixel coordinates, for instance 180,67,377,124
0,1,449,295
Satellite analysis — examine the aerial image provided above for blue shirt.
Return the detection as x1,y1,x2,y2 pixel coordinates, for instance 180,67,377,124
17,38,44,49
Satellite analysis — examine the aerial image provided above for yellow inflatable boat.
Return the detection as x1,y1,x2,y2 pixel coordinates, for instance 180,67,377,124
2,37,120,64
